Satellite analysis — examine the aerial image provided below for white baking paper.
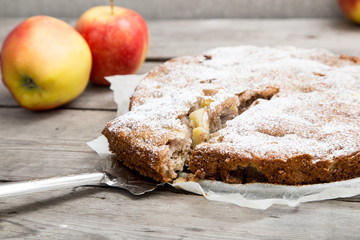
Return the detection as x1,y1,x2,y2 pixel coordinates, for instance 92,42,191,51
88,74,360,210
106,74,145,116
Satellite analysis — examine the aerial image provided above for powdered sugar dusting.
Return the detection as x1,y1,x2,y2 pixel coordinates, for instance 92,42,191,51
107,46,360,161
210,91,360,160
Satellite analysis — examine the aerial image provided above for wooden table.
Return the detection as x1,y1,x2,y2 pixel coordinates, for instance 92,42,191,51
1,18,360,239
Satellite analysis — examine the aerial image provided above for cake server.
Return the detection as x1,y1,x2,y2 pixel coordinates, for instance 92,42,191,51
0,156,161,198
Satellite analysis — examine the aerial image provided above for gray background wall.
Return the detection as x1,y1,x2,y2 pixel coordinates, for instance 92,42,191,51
0,0,344,19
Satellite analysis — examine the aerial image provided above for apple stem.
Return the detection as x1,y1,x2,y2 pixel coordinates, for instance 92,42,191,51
111,0,114,15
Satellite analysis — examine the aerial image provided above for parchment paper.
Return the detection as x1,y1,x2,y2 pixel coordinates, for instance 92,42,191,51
87,74,360,209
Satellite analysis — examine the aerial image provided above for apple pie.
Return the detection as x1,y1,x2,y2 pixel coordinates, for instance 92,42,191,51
102,46,360,185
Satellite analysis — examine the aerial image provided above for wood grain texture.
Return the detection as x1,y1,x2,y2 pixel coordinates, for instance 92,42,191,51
0,108,115,180
0,0,343,19
1,187,360,240
2,18,360,60
146,18,360,59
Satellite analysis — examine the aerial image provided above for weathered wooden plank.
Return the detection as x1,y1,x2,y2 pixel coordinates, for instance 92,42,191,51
0,0,343,19
146,18,360,59
0,186,359,239
2,18,360,61
0,108,116,180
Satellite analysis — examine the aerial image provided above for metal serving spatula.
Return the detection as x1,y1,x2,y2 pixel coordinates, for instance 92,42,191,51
0,156,161,198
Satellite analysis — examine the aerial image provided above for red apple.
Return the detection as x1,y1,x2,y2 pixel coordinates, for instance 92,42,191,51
337,0,360,23
1,16,92,111
76,6,149,85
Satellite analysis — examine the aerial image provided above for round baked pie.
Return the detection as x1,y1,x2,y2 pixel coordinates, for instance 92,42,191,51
103,46,360,185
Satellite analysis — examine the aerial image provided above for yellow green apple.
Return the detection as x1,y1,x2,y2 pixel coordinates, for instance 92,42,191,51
338,0,360,23
1,16,92,111
76,6,149,85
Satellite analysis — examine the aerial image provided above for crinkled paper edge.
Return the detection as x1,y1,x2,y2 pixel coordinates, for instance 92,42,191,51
88,74,360,210
172,175,360,209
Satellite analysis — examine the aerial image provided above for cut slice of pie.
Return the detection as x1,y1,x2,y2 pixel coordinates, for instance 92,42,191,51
102,46,360,184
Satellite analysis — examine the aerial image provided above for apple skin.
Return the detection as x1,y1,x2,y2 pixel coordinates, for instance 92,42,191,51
76,6,149,85
337,0,360,23
1,16,92,111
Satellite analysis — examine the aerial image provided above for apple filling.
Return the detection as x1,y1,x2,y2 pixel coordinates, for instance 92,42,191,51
189,108,210,146
163,87,280,181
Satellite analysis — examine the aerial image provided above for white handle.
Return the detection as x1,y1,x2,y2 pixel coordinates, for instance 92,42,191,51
0,172,105,197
